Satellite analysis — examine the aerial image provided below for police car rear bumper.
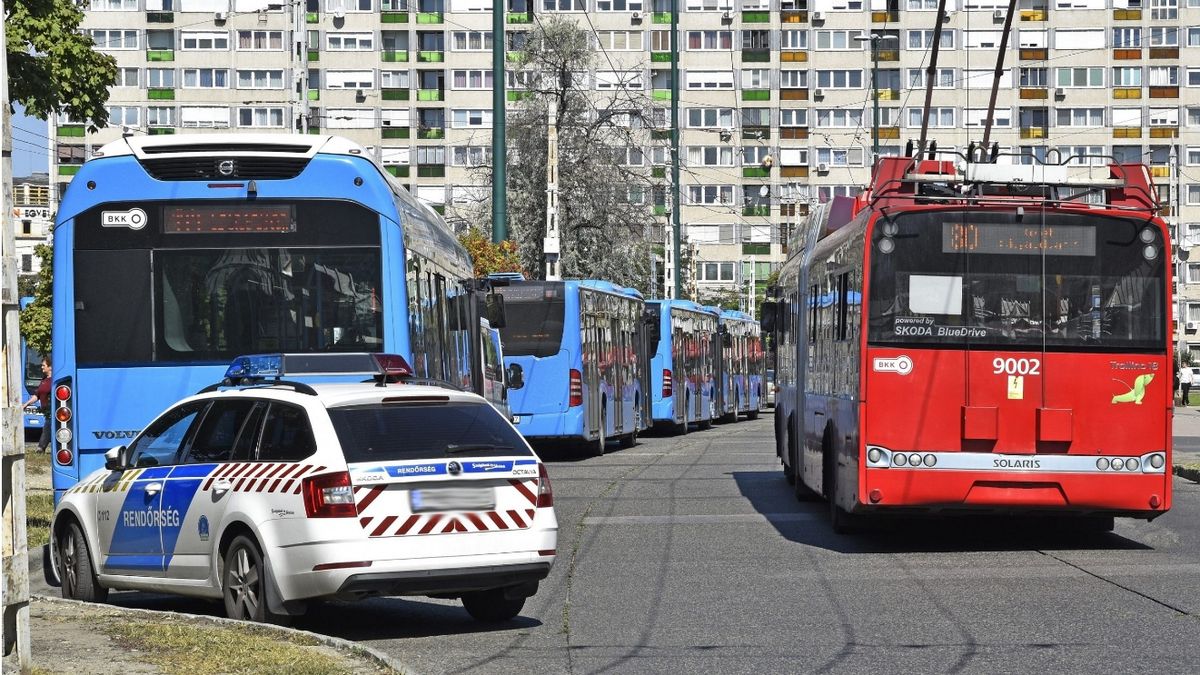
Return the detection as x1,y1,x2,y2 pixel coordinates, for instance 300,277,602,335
334,561,551,600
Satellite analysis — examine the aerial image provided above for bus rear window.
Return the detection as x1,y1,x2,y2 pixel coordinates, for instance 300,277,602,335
495,284,566,358
328,402,532,463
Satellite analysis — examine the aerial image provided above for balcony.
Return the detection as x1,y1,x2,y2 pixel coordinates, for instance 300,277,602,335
652,204,668,216
1019,127,1048,139
381,50,409,62
417,50,444,62
382,126,411,139
742,205,771,217
1113,48,1141,60
651,166,666,179
306,11,319,22
874,127,901,139
1150,47,1179,59
1019,48,1048,60
876,49,899,62
147,127,175,135
743,243,770,255
652,89,672,101
741,89,771,101
1149,165,1172,178
1112,127,1142,138
386,166,410,178
741,49,770,63
147,88,175,100
874,88,900,101
1113,87,1142,99
780,128,808,140
1019,87,1049,99
146,49,174,62
742,126,770,140
780,166,809,178
507,90,533,101
651,129,671,141
781,10,808,23
1113,8,1141,19
416,11,443,23
381,11,409,23
742,11,770,22
1149,126,1179,138
417,127,445,139
780,88,808,101
651,51,670,63
1149,86,1179,98
417,165,446,178
308,49,320,61
871,10,898,22
743,166,771,178
382,88,410,100
58,165,80,176
57,125,85,137
146,11,173,22
507,11,531,23
506,51,524,61
1019,9,1047,21
652,11,671,23
780,50,807,62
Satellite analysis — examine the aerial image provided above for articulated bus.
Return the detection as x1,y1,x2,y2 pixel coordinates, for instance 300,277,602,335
49,134,497,502
646,300,719,433
714,309,766,423
495,280,647,455
764,153,1173,532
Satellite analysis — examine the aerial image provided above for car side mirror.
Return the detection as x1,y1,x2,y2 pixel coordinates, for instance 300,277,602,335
104,446,127,472
506,363,524,390
486,293,506,329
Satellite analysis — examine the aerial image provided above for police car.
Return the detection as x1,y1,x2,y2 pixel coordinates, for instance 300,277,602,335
51,353,557,623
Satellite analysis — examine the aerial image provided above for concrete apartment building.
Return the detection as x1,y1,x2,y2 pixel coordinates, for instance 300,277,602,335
11,174,53,276
64,0,1200,351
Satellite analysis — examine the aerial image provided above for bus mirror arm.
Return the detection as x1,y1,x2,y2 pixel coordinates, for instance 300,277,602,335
105,446,129,472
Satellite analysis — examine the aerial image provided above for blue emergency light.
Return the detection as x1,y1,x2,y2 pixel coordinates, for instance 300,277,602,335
223,353,414,382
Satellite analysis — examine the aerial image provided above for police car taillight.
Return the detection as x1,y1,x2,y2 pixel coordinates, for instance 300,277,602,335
302,472,357,518
536,463,554,508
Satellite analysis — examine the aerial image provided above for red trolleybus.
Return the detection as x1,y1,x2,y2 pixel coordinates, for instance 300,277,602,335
764,152,1173,533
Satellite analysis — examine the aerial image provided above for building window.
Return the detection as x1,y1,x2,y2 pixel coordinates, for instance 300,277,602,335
907,107,955,128
1113,66,1143,87
688,185,734,205
180,31,230,50
687,31,733,50
815,70,864,89
781,30,808,50
695,262,736,282
236,69,285,89
326,0,373,11
90,0,137,9
180,106,230,128
452,31,492,51
964,107,1012,128
596,31,644,51
815,109,863,128
327,32,375,50
1149,66,1178,86
451,70,493,90
1055,107,1105,127
907,68,954,89
451,146,491,166
451,109,493,128
687,107,735,128
686,71,734,90
147,68,174,88
815,147,865,167
237,30,285,50
684,0,733,9
815,30,865,50
107,105,139,126
89,29,138,50
182,68,230,88
687,146,735,167
147,106,175,127
114,67,139,87
238,107,287,128
21,255,32,272
1056,67,1103,88
597,0,643,9
542,0,585,10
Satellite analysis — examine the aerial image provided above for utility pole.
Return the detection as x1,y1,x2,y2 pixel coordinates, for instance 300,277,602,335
544,100,561,280
1,0,33,664
670,0,681,299
491,0,507,242
1174,144,1187,355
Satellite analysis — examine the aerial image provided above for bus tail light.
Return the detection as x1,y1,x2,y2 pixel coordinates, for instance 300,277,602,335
55,385,71,402
55,407,72,423
54,377,73,466
569,369,583,407
56,449,73,466
536,463,554,508
663,369,673,397
302,472,357,518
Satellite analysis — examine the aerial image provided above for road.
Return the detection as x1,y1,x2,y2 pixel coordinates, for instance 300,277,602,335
34,417,1200,674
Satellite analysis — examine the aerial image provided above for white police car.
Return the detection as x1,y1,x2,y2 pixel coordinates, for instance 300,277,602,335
51,353,557,623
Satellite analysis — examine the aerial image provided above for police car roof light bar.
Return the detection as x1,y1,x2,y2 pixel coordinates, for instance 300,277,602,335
372,353,414,387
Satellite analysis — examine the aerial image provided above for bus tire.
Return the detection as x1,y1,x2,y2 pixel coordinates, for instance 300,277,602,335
619,418,638,449
588,408,607,457
58,521,107,604
792,430,820,501
699,400,714,430
826,454,862,534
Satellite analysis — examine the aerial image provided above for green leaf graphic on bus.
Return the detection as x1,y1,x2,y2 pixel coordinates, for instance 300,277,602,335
1111,374,1154,405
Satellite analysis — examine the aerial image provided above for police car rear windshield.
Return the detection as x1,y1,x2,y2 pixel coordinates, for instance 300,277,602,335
328,402,533,463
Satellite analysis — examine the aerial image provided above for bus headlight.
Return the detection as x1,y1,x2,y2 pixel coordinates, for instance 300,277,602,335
1124,458,1139,471
1149,454,1165,470
878,238,895,254
894,453,908,467
867,447,882,463
1143,245,1158,261
1139,227,1155,244
1096,457,1110,470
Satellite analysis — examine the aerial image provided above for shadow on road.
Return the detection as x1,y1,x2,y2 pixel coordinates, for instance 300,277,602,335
732,470,1153,555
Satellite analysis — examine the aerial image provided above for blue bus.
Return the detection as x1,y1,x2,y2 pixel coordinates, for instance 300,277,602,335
494,280,646,455
645,300,719,433
20,296,47,438
49,134,496,502
714,309,766,423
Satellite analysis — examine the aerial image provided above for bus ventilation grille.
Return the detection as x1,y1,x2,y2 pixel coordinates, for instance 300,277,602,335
140,157,310,181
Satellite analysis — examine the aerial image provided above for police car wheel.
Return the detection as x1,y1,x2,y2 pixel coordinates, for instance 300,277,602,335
223,536,268,622
461,588,526,623
59,522,107,603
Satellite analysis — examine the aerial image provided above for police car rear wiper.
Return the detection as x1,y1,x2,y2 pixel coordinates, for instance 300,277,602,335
444,444,515,454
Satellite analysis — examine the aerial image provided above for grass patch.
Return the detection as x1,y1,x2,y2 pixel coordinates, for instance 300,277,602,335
1175,463,1200,483
26,448,50,477
104,621,363,675
27,490,54,549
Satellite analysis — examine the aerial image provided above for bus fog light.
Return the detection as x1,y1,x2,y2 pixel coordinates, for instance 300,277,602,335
908,453,921,467
1111,460,1123,471
1096,458,1110,470
55,428,72,444
868,447,882,463
923,454,936,467
878,238,895,254
1142,245,1158,261
1139,227,1155,243
1149,454,1165,470
1125,458,1139,471
894,453,908,467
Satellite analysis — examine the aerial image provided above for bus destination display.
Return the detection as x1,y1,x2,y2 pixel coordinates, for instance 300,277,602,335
942,223,1095,257
164,205,296,234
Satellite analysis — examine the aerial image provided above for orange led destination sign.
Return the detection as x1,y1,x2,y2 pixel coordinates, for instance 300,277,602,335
942,223,1095,257
164,205,295,234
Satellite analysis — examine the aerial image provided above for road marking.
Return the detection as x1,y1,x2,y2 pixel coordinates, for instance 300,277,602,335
583,513,820,525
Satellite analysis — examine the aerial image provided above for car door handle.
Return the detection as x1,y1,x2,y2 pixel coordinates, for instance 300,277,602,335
213,479,233,494
144,482,163,495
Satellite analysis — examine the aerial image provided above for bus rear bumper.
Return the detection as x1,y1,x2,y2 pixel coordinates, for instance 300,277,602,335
511,407,585,441
862,466,1172,517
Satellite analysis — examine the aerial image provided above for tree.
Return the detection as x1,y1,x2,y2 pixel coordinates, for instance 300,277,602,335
19,244,52,357
459,228,526,277
464,18,661,293
6,0,118,129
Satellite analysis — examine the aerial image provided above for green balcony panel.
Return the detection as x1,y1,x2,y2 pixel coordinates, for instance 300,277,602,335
307,50,320,61
147,88,175,100
386,165,411,178
741,49,770,63
741,89,771,101
381,11,409,23
652,89,672,101
307,127,322,134
381,50,409,62
418,165,446,178
57,125,85,137
742,206,770,217
507,11,532,23
306,12,318,22
418,128,445,139
431,204,445,215
507,90,532,101
58,165,80,176
506,51,524,62
651,130,671,141
416,11,443,23
382,89,410,100
653,205,667,216
651,167,666,179
742,243,770,255
308,89,320,100
652,12,670,23
417,89,443,101
147,127,175,135
742,128,770,140
651,52,671,63
742,167,770,178
146,11,173,22
382,127,411,139
417,51,444,63
146,50,174,62
742,11,770,22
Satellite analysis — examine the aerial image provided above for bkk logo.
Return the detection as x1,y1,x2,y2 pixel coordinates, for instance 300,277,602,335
872,355,913,375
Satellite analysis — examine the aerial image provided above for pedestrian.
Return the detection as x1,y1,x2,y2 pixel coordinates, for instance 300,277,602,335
1180,364,1194,406
21,357,52,452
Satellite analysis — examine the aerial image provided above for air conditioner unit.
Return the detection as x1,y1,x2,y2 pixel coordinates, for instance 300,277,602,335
721,9,733,20
631,10,642,20
817,162,829,172
1054,87,1065,97
214,10,228,21
813,88,824,98
992,9,1004,19
1188,321,1197,330
812,11,824,20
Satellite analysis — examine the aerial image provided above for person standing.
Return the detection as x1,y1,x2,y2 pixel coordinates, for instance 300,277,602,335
1180,364,1194,406
21,357,52,452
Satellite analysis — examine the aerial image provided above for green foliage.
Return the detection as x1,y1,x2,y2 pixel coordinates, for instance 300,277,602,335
459,228,526,277
698,286,745,312
6,0,118,130
19,244,53,357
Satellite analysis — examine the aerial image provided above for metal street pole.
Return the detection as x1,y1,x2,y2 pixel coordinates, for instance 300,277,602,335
870,35,880,161
671,0,681,299
491,2,507,242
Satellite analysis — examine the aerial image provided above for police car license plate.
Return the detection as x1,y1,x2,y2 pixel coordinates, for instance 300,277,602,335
410,487,496,513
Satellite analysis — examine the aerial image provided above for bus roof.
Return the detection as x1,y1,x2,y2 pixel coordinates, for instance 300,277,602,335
719,309,755,323
647,299,718,316
576,279,644,300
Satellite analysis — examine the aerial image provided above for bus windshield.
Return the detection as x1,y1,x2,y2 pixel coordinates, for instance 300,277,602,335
868,210,1165,351
495,283,566,358
72,199,383,364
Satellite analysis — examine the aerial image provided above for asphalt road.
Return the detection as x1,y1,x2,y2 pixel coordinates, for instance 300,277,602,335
35,417,1200,674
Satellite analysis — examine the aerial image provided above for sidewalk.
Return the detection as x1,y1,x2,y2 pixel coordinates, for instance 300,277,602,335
1173,403,1200,482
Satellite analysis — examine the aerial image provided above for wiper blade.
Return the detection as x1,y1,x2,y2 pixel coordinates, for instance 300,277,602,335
444,444,514,455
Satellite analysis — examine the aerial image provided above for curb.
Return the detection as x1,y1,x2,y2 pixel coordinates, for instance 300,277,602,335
32,594,413,675
1174,465,1200,484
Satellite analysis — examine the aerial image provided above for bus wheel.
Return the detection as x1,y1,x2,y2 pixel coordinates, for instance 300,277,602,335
699,401,714,430
827,479,862,534
588,410,607,457
619,415,638,449
746,403,760,421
